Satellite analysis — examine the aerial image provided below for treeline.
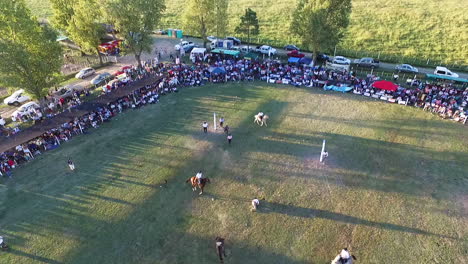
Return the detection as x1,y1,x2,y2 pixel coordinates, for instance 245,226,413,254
0,0,166,100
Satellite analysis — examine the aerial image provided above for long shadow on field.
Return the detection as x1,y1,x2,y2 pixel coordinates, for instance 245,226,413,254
7,248,63,264
234,125,467,201
0,84,301,263
259,202,458,239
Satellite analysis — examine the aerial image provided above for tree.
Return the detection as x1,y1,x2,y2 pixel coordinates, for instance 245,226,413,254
182,0,215,48
0,0,63,100
50,0,75,32
214,0,229,38
103,0,166,67
235,8,259,51
291,0,352,64
68,0,105,65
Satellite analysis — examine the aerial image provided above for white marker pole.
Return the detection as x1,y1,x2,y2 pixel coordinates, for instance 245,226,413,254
213,112,217,131
320,139,326,163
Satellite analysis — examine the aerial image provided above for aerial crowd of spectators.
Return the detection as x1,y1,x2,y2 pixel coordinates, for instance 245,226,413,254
0,53,467,177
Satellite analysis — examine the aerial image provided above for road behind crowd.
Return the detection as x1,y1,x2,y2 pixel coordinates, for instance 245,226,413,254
1,35,466,119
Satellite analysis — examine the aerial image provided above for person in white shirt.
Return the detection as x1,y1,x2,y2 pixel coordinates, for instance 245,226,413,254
227,134,232,145
196,170,203,184
202,121,208,133
219,117,225,127
331,248,355,264
251,198,260,211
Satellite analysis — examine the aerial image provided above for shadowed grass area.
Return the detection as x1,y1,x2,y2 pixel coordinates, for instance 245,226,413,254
0,82,466,263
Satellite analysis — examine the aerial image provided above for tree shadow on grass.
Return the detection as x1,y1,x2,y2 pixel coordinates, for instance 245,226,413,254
258,201,459,240
7,248,64,264
0,83,298,263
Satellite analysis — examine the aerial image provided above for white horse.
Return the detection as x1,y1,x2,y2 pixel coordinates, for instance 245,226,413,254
254,114,269,126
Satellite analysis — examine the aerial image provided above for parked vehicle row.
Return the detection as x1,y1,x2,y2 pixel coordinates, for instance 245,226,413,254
75,67,95,79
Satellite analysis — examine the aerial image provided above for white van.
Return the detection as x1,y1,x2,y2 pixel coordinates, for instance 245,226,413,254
434,66,459,78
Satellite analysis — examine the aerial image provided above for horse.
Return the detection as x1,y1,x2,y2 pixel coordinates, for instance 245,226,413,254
215,237,227,263
186,176,211,195
254,114,269,126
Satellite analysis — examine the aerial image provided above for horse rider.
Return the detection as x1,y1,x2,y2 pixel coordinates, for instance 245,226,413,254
331,248,355,264
251,198,260,211
196,170,203,185
258,112,264,121
0,236,9,251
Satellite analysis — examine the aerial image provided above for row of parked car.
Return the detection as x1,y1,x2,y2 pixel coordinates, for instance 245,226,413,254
2,65,134,123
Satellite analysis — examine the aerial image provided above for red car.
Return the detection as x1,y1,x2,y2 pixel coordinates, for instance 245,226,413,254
287,50,305,58
113,65,132,76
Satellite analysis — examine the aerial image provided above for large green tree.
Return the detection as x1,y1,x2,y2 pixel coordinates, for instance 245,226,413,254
0,0,63,99
182,0,215,48
51,0,105,64
68,0,105,65
214,0,229,38
103,0,165,67
291,0,352,63
235,8,259,50
50,0,75,32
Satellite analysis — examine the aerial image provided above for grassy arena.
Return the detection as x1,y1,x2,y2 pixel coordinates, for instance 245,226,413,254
0,83,467,263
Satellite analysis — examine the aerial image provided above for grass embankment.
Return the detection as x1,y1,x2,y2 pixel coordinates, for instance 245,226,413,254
25,0,468,69
0,83,466,263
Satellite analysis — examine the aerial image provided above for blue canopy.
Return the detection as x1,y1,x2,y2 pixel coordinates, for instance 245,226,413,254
209,67,226,74
288,57,301,63
300,58,312,65
324,85,353,93
425,73,468,83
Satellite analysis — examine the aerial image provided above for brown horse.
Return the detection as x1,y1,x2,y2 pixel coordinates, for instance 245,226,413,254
186,176,211,195
215,237,226,263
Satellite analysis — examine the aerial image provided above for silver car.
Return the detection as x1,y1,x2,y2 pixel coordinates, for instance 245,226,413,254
395,64,418,73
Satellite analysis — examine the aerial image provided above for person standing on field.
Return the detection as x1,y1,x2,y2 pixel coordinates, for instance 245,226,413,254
68,158,75,171
202,121,208,133
227,133,232,145
219,117,225,127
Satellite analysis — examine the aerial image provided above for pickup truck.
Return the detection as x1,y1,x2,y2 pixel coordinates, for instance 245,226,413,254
353,57,380,68
255,45,277,55
175,41,197,52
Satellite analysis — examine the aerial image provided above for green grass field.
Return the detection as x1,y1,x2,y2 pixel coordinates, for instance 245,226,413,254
25,0,468,68
0,83,467,263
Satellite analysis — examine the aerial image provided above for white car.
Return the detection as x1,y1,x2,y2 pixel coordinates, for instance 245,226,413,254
11,102,40,120
75,67,96,79
332,56,351,65
175,41,196,52
434,66,459,78
395,64,418,73
3,89,30,106
256,45,277,55
207,36,217,42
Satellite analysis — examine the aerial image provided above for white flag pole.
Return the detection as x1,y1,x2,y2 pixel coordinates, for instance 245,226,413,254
213,112,217,131
320,139,326,163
